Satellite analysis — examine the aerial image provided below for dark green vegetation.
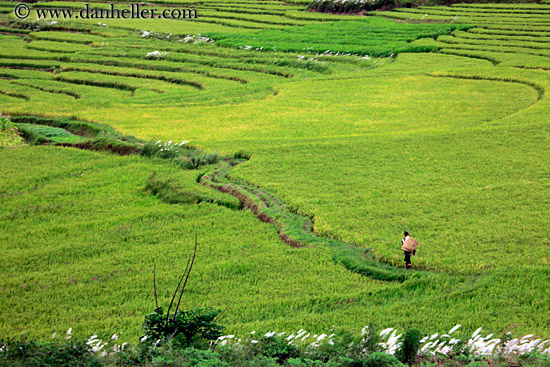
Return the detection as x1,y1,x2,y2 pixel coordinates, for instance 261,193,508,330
2,331,550,367
17,123,86,144
0,0,549,352
396,329,421,365
10,115,141,153
141,307,224,349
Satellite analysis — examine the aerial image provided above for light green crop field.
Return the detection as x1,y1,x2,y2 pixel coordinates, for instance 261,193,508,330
0,0,549,344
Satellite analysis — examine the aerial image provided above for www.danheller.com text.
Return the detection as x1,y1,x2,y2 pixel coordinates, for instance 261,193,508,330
14,3,198,20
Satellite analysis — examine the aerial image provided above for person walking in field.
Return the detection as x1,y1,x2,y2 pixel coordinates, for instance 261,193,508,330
401,231,419,269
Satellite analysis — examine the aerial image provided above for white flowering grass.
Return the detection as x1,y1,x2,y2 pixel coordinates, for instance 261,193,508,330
216,325,550,359
216,328,338,352
9,325,549,363
153,139,189,156
419,326,550,358
141,139,203,164
139,30,214,44
181,34,214,45
49,328,128,357
146,51,168,59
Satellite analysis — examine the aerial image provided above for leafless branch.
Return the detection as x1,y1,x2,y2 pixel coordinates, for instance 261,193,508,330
173,233,198,320
165,257,191,327
213,299,234,324
153,263,159,311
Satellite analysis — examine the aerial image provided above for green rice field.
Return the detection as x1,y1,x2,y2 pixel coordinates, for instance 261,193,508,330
0,0,549,345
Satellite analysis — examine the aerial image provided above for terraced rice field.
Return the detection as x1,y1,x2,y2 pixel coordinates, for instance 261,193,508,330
0,0,549,344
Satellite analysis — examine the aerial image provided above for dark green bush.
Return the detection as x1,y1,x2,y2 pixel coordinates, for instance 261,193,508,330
151,346,228,367
178,348,228,367
240,355,280,367
234,150,251,160
516,353,550,367
362,352,406,367
464,361,490,367
0,335,99,367
396,329,421,365
301,333,353,363
175,152,219,170
217,334,299,366
455,354,475,364
252,335,300,363
141,307,224,350
284,356,360,366
103,344,228,367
